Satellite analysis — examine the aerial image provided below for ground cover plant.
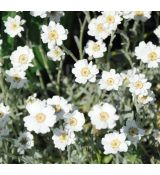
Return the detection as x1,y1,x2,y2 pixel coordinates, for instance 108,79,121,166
0,11,160,164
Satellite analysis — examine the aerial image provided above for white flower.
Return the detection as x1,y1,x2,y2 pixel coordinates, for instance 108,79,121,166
47,96,72,120
15,132,34,154
47,46,65,61
64,110,85,132
10,46,34,70
137,91,154,105
101,132,130,154
121,119,144,145
123,11,151,21
0,39,3,46
153,130,160,144
99,69,122,91
101,11,122,31
49,12,65,23
41,21,68,47
88,15,110,40
52,128,76,151
154,25,160,39
128,73,151,95
135,41,160,68
4,15,25,37
88,103,119,130
0,103,10,124
85,40,107,58
30,11,48,18
6,67,27,89
24,100,56,134
72,59,99,84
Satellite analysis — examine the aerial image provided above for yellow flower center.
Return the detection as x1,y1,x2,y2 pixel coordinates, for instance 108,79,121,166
11,22,18,30
106,77,115,86
35,113,46,123
99,112,109,121
59,133,69,142
54,104,61,113
13,74,21,82
106,15,115,24
135,11,144,17
53,49,61,57
111,139,121,149
92,43,100,52
134,80,143,89
81,67,91,77
0,111,4,118
48,30,59,41
97,23,105,32
148,51,158,61
129,127,138,136
19,54,28,64
69,117,78,126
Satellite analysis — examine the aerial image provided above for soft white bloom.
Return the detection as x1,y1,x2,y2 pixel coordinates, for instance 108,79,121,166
101,11,122,31
85,40,107,58
153,130,160,144
4,15,25,37
47,96,72,120
101,132,130,154
24,100,56,134
6,67,27,89
135,41,160,68
10,46,34,70
122,11,151,21
128,73,151,95
137,91,154,105
154,25,160,39
15,132,34,154
0,103,10,124
88,15,110,40
47,46,65,61
72,59,99,84
41,21,68,47
99,69,122,91
88,103,119,130
49,12,65,23
52,128,76,151
30,11,48,18
121,119,145,145
64,110,85,132
0,39,3,45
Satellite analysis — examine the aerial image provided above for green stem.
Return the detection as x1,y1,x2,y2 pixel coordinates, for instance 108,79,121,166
62,46,77,62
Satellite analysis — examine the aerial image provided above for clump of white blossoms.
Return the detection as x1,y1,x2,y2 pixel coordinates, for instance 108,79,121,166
30,11,48,18
121,119,145,146
15,132,34,154
0,103,10,124
5,67,27,89
88,15,109,40
101,11,122,31
128,73,151,95
135,41,160,68
85,40,107,58
10,46,34,70
72,59,99,84
101,132,130,154
122,11,151,21
41,21,68,48
47,95,72,120
137,91,154,105
88,103,119,130
24,99,56,134
4,15,25,37
52,128,76,151
64,110,85,132
99,69,122,91
154,25,160,40
47,45,65,61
